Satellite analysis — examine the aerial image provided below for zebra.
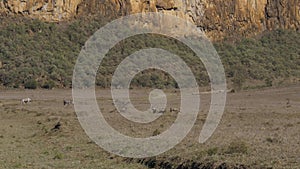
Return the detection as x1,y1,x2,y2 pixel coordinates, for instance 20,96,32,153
21,98,32,104
63,99,73,106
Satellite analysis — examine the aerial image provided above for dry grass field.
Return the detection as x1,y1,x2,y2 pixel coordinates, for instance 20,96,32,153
0,85,299,168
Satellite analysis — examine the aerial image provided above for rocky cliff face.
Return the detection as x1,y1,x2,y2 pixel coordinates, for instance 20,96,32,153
198,0,300,39
0,0,82,21
1,0,299,40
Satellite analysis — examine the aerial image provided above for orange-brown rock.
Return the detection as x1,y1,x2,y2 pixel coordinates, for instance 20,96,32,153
0,0,299,40
0,0,82,21
197,0,300,40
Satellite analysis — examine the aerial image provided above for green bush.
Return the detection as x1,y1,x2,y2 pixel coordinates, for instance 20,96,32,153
265,77,273,87
42,80,55,89
0,15,299,89
24,80,37,89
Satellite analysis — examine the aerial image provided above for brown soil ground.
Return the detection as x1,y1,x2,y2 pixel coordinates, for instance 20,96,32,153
0,85,299,168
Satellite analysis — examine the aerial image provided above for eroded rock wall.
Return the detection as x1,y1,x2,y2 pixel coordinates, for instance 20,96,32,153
0,0,82,21
0,0,299,39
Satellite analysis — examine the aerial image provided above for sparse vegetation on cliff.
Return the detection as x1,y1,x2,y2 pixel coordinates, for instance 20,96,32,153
0,15,299,89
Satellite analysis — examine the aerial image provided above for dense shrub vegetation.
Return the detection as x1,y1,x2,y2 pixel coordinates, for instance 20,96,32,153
0,15,299,89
